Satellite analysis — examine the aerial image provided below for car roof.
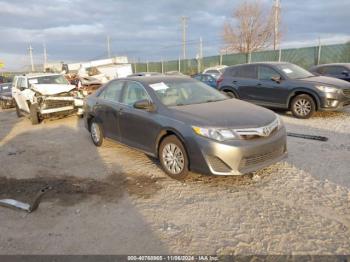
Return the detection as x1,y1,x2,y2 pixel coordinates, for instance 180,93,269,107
119,75,194,85
228,62,291,68
312,63,350,68
17,73,62,78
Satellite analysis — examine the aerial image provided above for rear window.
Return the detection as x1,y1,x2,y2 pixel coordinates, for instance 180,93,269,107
236,65,257,79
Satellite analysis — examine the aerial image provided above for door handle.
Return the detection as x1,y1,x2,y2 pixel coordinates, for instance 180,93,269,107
118,108,124,115
257,83,262,86
232,80,237,83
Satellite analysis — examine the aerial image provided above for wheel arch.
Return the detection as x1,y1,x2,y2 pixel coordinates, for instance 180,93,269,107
155,128,188,159
219,86,239,98
288,89,321,110
86,113,103,132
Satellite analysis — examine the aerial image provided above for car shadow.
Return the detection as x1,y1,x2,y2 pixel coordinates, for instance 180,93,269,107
0,119,168,254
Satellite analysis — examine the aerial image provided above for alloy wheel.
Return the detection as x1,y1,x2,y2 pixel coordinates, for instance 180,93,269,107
162,143,185,175
294,98,312,116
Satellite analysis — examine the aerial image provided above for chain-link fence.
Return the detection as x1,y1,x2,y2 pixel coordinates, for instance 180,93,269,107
132,42,350,75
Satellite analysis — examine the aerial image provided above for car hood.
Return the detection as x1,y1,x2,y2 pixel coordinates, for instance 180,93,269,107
169,99,277,128
30,84,76,95
297,76,350,89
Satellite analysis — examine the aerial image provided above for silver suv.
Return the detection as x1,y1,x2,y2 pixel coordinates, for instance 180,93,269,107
12,73,84,124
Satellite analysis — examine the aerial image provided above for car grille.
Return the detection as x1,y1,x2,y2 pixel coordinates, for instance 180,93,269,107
206,155,232,173
43,100,74,109
234,118,279,139
343,89,350,98
240,146,285,169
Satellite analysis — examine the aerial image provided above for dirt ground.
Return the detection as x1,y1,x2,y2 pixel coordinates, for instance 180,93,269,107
0,107,350,255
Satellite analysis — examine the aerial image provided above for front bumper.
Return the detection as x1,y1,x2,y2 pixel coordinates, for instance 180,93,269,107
319,92,350,111
38,96,84,115
189,127,287,176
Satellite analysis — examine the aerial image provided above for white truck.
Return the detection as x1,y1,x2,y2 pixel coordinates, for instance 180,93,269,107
12,73,84,125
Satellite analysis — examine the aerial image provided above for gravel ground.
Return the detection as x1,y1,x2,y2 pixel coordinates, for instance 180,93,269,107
0,107,349,255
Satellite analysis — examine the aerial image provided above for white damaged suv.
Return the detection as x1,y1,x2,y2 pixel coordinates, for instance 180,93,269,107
12,73,84,124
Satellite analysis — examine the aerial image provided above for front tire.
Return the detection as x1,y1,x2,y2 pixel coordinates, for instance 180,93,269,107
90,120,104,146
15,103,23,117
291,94,315,119
159,135,189,179
29,104,40,125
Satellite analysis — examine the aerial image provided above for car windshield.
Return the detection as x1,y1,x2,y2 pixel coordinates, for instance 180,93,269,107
276,64,314,79
149,79,228,107
28,75,69,85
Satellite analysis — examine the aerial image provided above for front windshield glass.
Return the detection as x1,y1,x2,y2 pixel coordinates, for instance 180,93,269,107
277,64,314,79
28,75,69,85
149,79,228,107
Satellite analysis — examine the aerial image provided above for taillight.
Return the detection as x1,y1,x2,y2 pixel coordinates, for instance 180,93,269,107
216,75,224,86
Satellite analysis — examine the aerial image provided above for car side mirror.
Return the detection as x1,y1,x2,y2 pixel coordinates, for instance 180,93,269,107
19,86,26,91
271,76,281,83
342,71,349,76
133,99,156,112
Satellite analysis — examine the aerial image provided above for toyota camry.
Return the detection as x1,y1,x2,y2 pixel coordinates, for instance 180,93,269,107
84,76,287,179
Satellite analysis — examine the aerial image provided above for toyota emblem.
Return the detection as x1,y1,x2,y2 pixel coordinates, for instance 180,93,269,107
262,127,271,136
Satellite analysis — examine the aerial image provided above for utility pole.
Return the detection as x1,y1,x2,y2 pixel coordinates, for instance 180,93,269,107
43,42,47,72
198,37,203,72
317,37,322,65
273,0,281,51
161,58,164,73
181,16,188,60
28,44,34,72
107,36,111,58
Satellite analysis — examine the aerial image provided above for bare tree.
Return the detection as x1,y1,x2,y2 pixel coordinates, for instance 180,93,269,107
223,0,274,59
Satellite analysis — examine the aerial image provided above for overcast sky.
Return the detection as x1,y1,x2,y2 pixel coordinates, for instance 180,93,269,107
0,0,349,70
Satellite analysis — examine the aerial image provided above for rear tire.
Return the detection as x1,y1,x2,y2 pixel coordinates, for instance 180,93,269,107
291,94,315,119
159,135,189,180
224,90,237,99
30,104,40,125
90,120,104,146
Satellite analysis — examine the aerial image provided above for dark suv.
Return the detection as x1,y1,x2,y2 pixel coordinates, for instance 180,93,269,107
217,62,350,118
310,63,350,82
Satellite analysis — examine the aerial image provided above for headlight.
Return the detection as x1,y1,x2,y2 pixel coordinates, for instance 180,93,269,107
192,126,237,141
315,85,340,93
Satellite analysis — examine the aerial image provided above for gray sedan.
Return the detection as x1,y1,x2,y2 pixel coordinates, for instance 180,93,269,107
84,76,287,179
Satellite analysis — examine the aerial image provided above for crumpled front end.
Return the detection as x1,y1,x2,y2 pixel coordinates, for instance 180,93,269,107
36,93,84,117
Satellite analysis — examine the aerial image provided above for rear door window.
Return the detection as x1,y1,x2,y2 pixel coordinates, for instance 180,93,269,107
236,65,258,79
99,80,124,102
